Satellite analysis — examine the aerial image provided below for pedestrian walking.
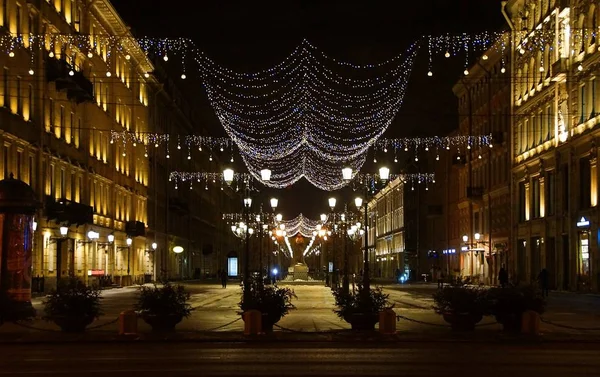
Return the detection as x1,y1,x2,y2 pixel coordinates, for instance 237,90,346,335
538,268,549,297
220,269,227,288
498,264,508,288
436,267,443,289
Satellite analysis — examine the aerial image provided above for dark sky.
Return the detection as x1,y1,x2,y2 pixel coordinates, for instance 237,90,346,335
112,0,505,219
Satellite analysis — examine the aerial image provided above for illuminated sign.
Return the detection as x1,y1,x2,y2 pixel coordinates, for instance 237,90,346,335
577,217,590,227
227,257,238,277
87,269,105,276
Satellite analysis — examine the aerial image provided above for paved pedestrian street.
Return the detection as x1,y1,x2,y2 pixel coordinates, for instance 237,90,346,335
0,282,598,339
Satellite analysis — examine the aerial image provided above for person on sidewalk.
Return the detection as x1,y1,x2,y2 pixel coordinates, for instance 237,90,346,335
498,265,508,288
538,268,549,297
220,269,227,288
436,268,444,289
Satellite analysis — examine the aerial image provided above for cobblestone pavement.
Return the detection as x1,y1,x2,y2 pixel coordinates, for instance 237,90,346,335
0,281,598,337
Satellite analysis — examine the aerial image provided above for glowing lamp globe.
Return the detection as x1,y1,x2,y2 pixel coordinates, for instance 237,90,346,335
379,167,390,181
270,197,278,209
173,246,184,254
223,168,234,184
260,169,272,181
354,197,363,208
328,197,336,209
342,167,353,181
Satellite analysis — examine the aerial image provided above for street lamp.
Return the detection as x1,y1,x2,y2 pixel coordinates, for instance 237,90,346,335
379,166,390,181
152,242,157,250
342,167,353,181
462,234,469,243
270,198,278,210
474,233,481,241
87,230,100,240
126,237,132,246
276,213,283,222
59,226,68,237
32,220,37,231
328,197,336,210
244,197,252,208
223,168,234,184
320,213,327,222
354,197,363,208
260,169,272,181
108,233,115,243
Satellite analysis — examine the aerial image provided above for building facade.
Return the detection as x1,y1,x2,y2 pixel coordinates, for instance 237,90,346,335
452,39,512,285
0,0,233,290
506,0,600,291
364,176,406,280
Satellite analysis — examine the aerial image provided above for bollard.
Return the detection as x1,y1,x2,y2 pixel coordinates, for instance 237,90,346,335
243,310,262,335
521,310,541,335
379,309,397,334
118,310,138,336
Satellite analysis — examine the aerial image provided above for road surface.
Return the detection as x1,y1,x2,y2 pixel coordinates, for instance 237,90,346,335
1,342,599,376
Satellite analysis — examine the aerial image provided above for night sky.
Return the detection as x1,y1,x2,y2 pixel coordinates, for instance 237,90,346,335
112,0,505,219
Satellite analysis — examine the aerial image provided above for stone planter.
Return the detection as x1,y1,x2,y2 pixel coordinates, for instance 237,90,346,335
241,311,282,332
141,313,183,332
442,312,482,331
53,315,95,333
344,313,379,331
495,313,522,333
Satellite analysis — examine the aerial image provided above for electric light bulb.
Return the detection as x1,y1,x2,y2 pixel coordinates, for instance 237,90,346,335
87,52,93,58
8,51,14,58
539,66,544,72
28,69,34,75
106,71,112,77
144,73,150,78
482,54,488,60
177,145,181,150
578,64,583,71
436,155,440,161
125,54,131,60
427,71,433,77
464,69,469,76
166,154,170,159
187,155,191,160
69,70,74,76
163,55,169,61
501,67,506,74
49,51,54,58
181,74,186,79
445,51,450,58
144,152,148,157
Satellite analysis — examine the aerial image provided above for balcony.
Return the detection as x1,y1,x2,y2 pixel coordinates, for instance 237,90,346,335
46,57,94,104
467,186,484,199
125,221,146,237
45,196,94,225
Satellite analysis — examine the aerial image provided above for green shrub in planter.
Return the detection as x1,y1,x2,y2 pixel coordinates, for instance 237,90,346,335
0,290,36,326
333,286,392,331
43,278,102,332
487,285,546,332
136,282,192,332
239,277,296,332
432,286,489,331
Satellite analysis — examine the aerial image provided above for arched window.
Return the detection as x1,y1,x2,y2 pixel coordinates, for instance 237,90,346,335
589,5,597,47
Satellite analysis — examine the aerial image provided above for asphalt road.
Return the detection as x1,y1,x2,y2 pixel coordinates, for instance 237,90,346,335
1,342,599,377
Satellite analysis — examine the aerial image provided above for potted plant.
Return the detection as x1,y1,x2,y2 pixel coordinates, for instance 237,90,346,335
333,286,392,331
487,285,546,332
0,291,36,326
136,282,192,332
43,278,102,332
239,277,296,332
433,285,488,331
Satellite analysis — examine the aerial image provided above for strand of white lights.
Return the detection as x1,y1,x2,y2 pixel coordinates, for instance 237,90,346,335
284,236,294,259
303,236,317,257
169,171,254,192
376,134,493,153
352,173,436,193
279,214,330,238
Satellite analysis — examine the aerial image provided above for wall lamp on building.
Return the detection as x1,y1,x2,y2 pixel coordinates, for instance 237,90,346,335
462,233,487,255
48,225,71,242
76,230,100,245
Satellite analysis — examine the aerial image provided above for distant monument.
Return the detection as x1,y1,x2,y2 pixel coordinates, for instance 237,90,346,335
290,234,309,280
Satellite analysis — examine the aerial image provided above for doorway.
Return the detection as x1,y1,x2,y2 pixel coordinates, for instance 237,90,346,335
562,234,570,290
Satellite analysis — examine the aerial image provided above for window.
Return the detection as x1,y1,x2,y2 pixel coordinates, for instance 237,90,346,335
581,85,587,124
50,164,55,198
49,98,54,130
28,13,34,36
15,5,20,36
71,173,76,200
69,112,74,143
16,77,21,114
2,0,7,28
59,106,64,136
519,181,527,222
3,145,8,179
16,151,21,180
60,169,65,199
532,177,541,218
546,171,555,215
27,84,33,120
562,164,569,212
3,67,8,107
580,158,591,209
28,155,34,188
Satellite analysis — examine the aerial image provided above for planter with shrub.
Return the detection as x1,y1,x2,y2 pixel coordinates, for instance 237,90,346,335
43,279,102,332
487,285,545,332
333,286,392,331
433,286,489,331
136,282,192,332
239,277,295,332
0,291,36,326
